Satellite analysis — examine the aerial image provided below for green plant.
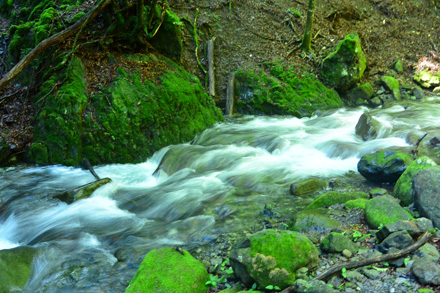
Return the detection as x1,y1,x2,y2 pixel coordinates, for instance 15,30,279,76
341,267,347,278
404,257,410,266
378,223,384,230
352,230,370,242
265,284,281,290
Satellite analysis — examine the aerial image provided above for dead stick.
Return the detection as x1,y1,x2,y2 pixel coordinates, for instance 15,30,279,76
207,39,215,97
281,232,432,292
0,0,111,93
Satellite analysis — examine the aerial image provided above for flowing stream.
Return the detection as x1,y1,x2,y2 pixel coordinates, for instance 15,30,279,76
1,99,440,291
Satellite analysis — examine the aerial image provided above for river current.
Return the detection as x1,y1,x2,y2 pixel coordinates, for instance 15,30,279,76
1,99,440,291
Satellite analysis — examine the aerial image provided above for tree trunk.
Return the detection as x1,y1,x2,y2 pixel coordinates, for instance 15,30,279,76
301,0,316,52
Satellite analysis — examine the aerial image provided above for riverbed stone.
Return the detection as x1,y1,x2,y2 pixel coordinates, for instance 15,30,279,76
394,60,404,73
412,257,440,285
412,166,440,228
346,83,374,104
320,232,359,254
125,247,209,293
414,244,440,263
321,32,366,92
229,229,318,290
292,208,341,232
378,231,414,251
365,196,413,229
0,246,37,292
376,220,422,242
293,279,338,293
304,191,369,210
381,76,401,100
290,177,327,196
414,70,440,88
355,113,381,141
393,156,436,206
357,149,413,183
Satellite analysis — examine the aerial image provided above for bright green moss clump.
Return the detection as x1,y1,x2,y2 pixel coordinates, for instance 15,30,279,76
125,247,209,293
234,63,342,117
365,196,414,229
0,246,37,292
344,198,369,210
304,191,369,210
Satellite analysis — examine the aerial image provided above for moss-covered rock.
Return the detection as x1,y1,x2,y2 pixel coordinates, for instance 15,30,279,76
229,230,318,290
414,70,440,88
344,198,369,210
321,32,366,92
381,76,401,101
357,149,413,183
150,9,183,62
320,232,359,254
28,54,222,165
290,177,327,196
355,113,381,141
125,247,209,293
304,191,369,210
0,246,37,292
233,63,342,117
346,83,374,105
365,196,414,229
54,177,112,203
394,156,437,206
292,208,342,232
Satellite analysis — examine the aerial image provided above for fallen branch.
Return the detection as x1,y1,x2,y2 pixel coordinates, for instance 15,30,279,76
0,0,112,93
280,231,432,292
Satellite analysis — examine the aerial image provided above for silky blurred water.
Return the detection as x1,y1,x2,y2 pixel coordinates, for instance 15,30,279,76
1,99,440,291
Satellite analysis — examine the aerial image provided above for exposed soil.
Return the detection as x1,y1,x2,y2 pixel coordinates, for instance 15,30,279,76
1,0,440,163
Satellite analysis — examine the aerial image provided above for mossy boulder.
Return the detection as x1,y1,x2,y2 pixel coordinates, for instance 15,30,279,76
357,149,413,183
292,208,342,232
414,70,440,88
0,246,37,292
344,198,369,210
412,166,440,228
394,156,437,206
28,54,222,165
381,76,401,100
304,191,369,210
365,196,414,229
320,232,359,254
321,32,366,92
355,113,381,141
233,63,342,117
290,177,327,196
346,83,374,105
229,229,318,290
125,247,209,293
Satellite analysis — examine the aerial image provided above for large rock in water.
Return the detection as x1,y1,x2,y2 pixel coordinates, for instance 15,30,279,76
355,113,381,141
357,150,413,183
0,246,37,292
365,196,413,229
125,247,209,293
412,166,440,228
229,229,318,290
233,62,342,117
393,156,437,206
321,32,366,92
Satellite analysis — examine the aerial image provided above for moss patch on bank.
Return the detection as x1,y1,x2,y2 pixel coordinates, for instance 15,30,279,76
233,62,343,117
28,54,222,165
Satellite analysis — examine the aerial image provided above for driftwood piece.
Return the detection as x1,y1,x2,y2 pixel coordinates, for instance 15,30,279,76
0,0,112,93
280,231,432,293
225,72,235,116
82,158,100,180
207,39,215,97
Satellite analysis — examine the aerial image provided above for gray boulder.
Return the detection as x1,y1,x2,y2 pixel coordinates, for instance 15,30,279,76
355,113,381,141
375,220,422,242
412,166,440,228
320,232,359,254
378,231,413,252
412,257,440,285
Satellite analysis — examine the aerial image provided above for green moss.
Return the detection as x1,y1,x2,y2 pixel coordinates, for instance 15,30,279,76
0,246,37,292
234,63,342,117
304,191,368,210
247,230,318,288
344,198,368,210
69,11,85,23
365,196,414,229
394,156,437,206
381,76,401,100
125,247,209,293
320,232,359,254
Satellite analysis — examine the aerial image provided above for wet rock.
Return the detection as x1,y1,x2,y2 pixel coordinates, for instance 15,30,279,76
414,244,440,262
293,279,338,293
355,113,381,141
321,32,366,92
357,149,413,183
0,246,37,292
411,257,440,285
414,70,440,88
412,166,440,228
320,232,359,254
229,230,318,290
346,83,374,104
376,220,422,242
393,156,436,206
379,231,413,252
365,196,413,229
292,209,341,232
413,86,425,99
126,247,209,293
381,76,401,100
304,191,368,210
290,177,327,196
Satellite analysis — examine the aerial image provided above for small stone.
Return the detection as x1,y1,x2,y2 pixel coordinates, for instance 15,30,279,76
342,249,353,258
413,86,425,99
394,60,404,73
369,188,387,197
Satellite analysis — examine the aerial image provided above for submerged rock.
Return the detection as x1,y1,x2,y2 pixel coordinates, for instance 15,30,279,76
0,246,37,292
365,196,413,229
292,208,341,232
357,149,413,183
321,32,366,92
393,156,437,206
412,166,440,228
229,229,318,290
290,177,327,196
125,247,209,293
